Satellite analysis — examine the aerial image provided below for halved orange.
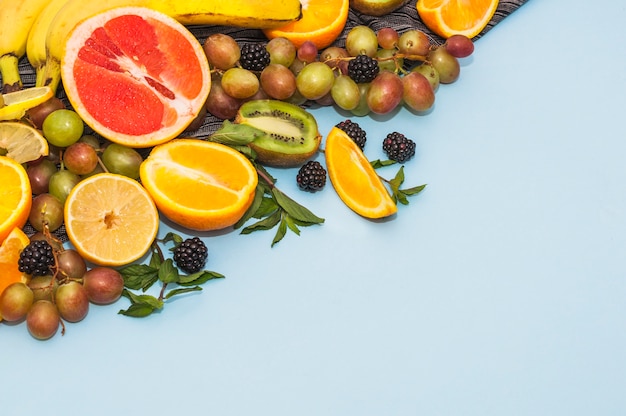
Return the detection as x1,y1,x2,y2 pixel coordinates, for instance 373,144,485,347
139,139,258,231
324,127,397,219
64,173,159,266
61,6,211,148
0,227,31,320
417,0,499,39
263,0,349,49
0,156,32,245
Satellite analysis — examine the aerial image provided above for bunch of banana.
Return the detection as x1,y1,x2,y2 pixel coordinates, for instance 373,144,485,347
26,0,68,92
0,0,50,93
21,0,302,94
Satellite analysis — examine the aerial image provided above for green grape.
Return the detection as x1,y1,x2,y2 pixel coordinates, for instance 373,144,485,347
48,169,80,204
42,109,84,148
295,62,335,100
345,25,378,57
331,74,361,111
351,83,372,117
101,143,142,179
221,67,260,99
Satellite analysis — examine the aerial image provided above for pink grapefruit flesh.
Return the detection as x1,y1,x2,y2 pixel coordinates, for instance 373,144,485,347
61,7,211,148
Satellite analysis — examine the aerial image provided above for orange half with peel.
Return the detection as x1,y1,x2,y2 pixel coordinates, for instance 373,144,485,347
139,139,259,231
61,7,211,148
0,227,31,321
325,127,397,219
0,156,32,245
263,0,350,49
417,0,499,39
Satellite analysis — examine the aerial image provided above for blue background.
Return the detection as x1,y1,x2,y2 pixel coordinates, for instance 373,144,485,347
2,0,626,414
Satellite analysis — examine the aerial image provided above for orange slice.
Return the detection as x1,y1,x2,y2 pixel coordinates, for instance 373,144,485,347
324,127,397,219
263,0,349,49
60,6,211,148
0,121,49,164
0,227,31,320
0,156,32,245
139,139,258,231
64,173,159,266
417,0,499,39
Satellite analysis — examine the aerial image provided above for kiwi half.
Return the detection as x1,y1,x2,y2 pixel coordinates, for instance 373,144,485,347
234,99,321,167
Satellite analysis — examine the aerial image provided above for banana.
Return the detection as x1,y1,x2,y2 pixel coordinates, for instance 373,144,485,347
41,0,303,94
26,0,70,89
0,0,50,92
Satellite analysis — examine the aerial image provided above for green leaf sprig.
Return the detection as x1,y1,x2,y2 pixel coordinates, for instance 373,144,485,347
234,165,324,246
207,121,325,247
117,232,224,317
370,159,427,205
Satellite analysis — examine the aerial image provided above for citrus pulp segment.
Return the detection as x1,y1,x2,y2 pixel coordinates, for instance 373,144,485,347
60,7,211,148
0,156,32,245
0,86,54,121
263,0,350,49
0,227,31,321
64,173,159,266
324,127,397,219
0,121,50,164
139,139,259,231
416,0,499,39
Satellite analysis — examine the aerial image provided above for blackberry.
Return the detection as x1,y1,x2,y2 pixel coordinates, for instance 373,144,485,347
296,160,327,192
347,54,379,84
173,237,208,274
335,119,367,150
382,132,416,163
18,240,55,276
239,43,270,72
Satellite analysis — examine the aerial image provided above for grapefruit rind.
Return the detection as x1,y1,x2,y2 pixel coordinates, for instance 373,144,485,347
61,7,211,148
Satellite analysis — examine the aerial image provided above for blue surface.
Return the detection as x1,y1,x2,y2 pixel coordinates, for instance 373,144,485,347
2,1,626,414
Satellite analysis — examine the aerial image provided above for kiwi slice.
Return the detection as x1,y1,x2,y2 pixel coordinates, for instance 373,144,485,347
234,99,321,167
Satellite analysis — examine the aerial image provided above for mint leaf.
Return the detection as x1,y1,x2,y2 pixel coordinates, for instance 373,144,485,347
271,188,324,224
178,270,225,286
158,258,179,284
119,264,159,291
207,120,265,146
164,286,203,300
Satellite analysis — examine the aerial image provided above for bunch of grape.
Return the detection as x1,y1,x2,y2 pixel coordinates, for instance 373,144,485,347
201,25,474,119
25,103,146,238
0,237,124,340
11,102,159,338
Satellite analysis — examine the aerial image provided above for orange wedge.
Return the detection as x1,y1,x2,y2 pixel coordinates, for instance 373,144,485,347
417,0,499,39
64,173,159,266
0,227,31,320
0,156,32,245
139,139,258,231
324,127,397,219
263,0,349,49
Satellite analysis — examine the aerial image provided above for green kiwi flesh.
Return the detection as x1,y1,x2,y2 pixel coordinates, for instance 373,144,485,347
235,99,322,167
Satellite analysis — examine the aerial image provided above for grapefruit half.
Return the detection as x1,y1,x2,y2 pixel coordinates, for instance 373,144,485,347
61,7,211,148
